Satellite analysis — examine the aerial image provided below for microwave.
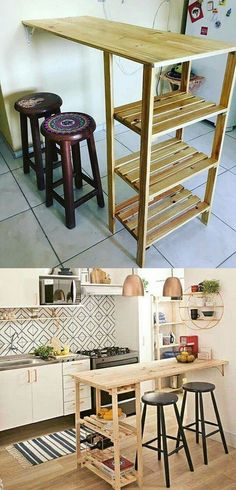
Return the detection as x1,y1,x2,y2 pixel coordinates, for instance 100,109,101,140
39,275,81,305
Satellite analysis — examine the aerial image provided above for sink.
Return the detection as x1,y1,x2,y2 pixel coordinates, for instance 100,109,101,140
0,357,47,369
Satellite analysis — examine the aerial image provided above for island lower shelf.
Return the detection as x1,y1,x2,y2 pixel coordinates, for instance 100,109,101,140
80,415,136,442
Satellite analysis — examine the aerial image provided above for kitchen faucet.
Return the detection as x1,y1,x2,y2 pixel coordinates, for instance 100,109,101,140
8,332,19,353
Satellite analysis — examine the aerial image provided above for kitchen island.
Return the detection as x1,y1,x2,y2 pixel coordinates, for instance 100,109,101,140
73,358,227,489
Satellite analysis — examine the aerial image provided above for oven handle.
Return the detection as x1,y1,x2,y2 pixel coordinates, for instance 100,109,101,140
94,357,139,369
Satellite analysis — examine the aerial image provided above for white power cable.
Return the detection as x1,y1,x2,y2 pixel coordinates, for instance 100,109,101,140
102,0,171,76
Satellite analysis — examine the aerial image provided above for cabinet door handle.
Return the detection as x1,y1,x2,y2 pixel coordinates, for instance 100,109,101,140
27,370,31,383
34,369,38,382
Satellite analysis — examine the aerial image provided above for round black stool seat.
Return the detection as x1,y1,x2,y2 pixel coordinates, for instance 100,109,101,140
41,112,96,142
142,391,178,406
14,92,62,116
183,382,215,393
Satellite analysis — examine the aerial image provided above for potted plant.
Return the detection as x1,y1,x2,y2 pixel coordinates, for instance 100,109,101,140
202,280,220,309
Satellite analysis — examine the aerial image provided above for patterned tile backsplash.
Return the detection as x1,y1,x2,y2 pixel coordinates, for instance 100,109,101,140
0,296,115,356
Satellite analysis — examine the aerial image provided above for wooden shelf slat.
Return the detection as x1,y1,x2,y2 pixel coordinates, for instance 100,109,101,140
82,449,137,487
115,186,209,248
115,138,218,200
80,415,136,441
114,92,227,137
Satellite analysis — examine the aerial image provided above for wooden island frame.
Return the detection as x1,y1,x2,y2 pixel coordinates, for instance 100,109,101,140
22,16,236,266
73,358,228,489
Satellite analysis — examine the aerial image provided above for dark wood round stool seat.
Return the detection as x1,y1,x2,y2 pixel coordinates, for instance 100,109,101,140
183,382,215,393
14,92,62,117
42,112,96,142
14,92,62,190
142,392,178,406
41,112,104,229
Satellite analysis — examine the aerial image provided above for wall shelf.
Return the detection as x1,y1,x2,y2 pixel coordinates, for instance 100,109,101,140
179,288,224,330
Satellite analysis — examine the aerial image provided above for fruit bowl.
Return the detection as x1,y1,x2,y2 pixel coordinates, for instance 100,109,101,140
176,352,196,363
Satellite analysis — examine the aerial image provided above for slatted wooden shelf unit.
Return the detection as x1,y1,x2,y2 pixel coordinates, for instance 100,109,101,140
116,186,209,247
114,92,227,137
81,448,137,488
80,415,136,442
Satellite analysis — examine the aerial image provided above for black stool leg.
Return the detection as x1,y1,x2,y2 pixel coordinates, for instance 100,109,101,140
195,392,199,444
135,403,147,470
45,139,55,207
174,404,194,472
199,393,208,465
72,143,83,189
20,114,30,174
61,141,76,229
210,392,228,454
87,134,105,208
176,390,187,449
30,117,45,190
160,406,170,488
157,405,161,461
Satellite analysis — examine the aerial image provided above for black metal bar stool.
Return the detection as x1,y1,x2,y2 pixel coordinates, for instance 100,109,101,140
14,92,62,190
176,382,228,465
136,392,194,488
41,112,104,229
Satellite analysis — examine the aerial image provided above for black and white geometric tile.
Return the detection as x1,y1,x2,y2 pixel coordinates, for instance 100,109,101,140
0,296,116,355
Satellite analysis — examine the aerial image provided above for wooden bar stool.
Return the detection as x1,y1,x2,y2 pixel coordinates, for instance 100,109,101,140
41,112,105,229
135,392,194,488
176,382,228,465
14,92,62,190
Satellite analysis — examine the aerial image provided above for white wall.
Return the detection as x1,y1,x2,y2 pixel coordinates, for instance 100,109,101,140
185,269,236,448
0,0,184,150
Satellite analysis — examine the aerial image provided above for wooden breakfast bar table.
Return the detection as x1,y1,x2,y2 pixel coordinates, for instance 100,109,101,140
73,358,227,489
22,16,236,266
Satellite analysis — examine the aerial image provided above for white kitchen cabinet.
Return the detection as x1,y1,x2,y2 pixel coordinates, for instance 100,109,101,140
62,359,91,415
32,364,63,422
0,368,32,431
0,363,63,431
0,268,50,308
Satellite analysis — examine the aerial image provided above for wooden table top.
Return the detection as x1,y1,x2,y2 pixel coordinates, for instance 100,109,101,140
22,16,236,66
73,359,228,391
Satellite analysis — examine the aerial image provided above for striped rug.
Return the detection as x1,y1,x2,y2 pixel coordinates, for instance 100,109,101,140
7,427,94,467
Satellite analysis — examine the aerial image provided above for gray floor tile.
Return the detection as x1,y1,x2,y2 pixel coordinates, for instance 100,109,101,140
155,214,236,268
12,167,46,207
0,141,23,171
33,194,121,263
0,173,29,221
63,228,172,267
80,128,106,147
192,171,236,231
230,165,236,175
0,210,58,267
184,121,214,142
185,166,225,192
0,153,9,175
101,175,136,203
115,130,171,153
81,138,130,178
188,132,236,170
227,129,236,139
219,253,236,267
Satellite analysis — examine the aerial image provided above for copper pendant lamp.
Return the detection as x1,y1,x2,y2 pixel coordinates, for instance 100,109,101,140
122,270,144,297
163,272,182,299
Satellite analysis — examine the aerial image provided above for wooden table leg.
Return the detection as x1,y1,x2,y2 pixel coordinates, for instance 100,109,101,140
104,51,116,234
96,388,101,415
75,381,81,468
202,52,236,225
176,61,191,141
112,388,121,490
135,383,143,488
136,64,155,267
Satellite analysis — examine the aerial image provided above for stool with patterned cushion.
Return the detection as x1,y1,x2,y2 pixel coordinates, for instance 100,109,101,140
41,112,105,229
15,92,62,190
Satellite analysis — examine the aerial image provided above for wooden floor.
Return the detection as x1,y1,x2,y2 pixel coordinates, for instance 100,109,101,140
0,408,236,490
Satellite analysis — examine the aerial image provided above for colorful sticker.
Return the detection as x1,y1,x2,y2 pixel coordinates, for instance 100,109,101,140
207,1,214,10
201,26,209,35
226,8,232,17
219,0,227,5
188,1,204,23
215,20,222,28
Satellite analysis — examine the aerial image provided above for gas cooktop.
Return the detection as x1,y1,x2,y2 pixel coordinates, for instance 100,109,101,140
77,346,130,358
